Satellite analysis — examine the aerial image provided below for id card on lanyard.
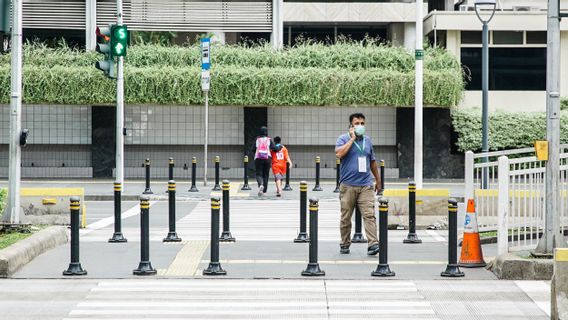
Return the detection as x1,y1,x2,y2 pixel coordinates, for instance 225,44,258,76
353,137,366,173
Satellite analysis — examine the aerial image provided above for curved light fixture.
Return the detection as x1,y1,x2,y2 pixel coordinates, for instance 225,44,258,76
474,0,497,23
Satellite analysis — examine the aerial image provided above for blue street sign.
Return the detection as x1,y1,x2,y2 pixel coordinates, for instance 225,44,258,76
201,38,211,71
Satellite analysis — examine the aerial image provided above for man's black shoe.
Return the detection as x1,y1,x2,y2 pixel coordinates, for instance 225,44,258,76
367,244,380,256
340,246,350,254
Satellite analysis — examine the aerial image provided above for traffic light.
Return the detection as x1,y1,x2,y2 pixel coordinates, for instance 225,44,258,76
95,25,115,79
110,24,128,57
19,129,29,146
0,0,10,35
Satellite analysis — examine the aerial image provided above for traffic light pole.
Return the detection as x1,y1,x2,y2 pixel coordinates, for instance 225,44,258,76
4,0,23,224
116,0,125,190
535,0,564,256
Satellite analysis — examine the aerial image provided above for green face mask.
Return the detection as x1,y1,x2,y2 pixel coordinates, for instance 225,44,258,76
354,125,366,137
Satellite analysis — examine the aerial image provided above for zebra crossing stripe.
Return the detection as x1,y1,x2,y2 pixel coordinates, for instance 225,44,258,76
66,280,440,319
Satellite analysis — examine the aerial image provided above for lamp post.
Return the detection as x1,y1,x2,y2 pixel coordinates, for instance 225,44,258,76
474,0,496,189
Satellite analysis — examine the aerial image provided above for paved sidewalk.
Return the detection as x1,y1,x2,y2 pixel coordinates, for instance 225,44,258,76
14,199,495,280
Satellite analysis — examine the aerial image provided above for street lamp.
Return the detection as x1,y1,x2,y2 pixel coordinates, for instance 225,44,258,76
474,0,496,189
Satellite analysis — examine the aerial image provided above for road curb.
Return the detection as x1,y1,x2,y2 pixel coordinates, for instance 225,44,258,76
491,253,553,280
0,226,68,277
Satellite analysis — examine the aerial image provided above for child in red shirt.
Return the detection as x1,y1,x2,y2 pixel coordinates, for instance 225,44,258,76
271,136,292,197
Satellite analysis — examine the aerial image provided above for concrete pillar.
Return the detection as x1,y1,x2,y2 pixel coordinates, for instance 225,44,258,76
387,23,405,47
271,0,283,49
552,248,568,319
224,32,238,45
403,22,416,52
446,30,461,63
208,31,226,44
85,0,96,50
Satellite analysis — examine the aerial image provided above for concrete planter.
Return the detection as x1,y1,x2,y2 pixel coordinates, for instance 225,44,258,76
491,253,553,280
0,226,68,277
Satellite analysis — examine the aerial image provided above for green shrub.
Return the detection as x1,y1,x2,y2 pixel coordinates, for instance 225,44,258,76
562,97,568,111
452,108,568,152
0,42,461,71
0,42,464,107
0,188,6,215
0,65,463,107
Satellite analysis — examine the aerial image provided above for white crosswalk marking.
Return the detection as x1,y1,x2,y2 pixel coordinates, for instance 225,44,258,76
64,279,440,320
173,200,446,242
81,200,446,242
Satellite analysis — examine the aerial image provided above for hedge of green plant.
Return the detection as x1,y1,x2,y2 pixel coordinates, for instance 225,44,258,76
0,43,464,107
0,65,462,106
0,42,460,71
452,108,568,152
0,188,6,215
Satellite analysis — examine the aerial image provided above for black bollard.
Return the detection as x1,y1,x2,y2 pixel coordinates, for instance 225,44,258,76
404,182,422,244
133,195,157,275
283,162,292,191
294,181,309,243
301,198,325,276
441,199,465,277
189,157,199,192
313,156,323,191
212,156,221,191
333,158,340,193
203,196,227,275
163,180,181,242
63,197,87,276
379,159,385,195
143,158,153,194
109,182,127,243
241,156,251,191
165,158,174,193
220,180,235,242
168,157,174,181
372,198,395,277
351,206,367,243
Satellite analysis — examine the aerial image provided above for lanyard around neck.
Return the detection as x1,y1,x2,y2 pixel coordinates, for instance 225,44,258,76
351,135,365,155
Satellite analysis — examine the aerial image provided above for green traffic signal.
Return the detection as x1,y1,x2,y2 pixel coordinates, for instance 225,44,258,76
111,25,128,57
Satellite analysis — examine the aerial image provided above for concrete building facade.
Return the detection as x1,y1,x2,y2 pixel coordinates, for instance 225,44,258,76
2,0,564,179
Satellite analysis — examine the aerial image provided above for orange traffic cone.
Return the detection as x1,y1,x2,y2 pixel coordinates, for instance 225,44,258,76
459,199,486,267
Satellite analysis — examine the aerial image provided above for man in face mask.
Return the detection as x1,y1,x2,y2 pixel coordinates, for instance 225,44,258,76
335,113,382,256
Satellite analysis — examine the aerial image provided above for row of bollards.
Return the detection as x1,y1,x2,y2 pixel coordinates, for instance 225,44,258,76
141,156,387,194
64,177,463,278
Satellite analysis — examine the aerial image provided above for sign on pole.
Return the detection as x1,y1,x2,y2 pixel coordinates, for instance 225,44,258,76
201,37,211,186
201,38,211,91
201,37,210,71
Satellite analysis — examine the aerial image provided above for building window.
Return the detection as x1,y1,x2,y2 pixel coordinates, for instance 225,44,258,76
461,31,482,44
526,31,547,44
461,47,546,91
492,31,523,45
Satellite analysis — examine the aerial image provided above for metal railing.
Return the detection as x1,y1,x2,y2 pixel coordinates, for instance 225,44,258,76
464,144,568,254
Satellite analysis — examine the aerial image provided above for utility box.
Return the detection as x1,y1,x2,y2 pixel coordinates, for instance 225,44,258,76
534,140,549,161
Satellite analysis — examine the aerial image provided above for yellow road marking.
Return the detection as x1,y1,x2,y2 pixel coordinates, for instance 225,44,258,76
556,249,568,262
21,188,84,197
163,240,209,276
383,189,449,197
